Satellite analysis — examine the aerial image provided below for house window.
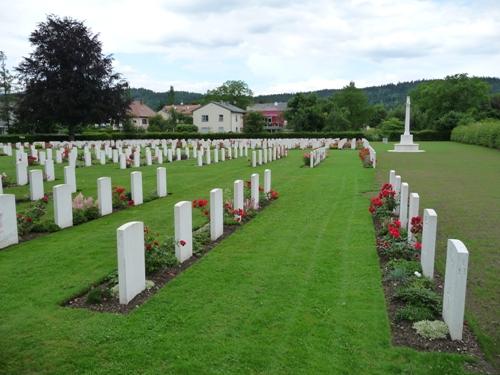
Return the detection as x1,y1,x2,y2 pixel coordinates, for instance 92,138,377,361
201,127,209,133
218,126,225,132
142,118,147,125
235,115,238,122
219,114,224,122
202,115,209,122
266,117,272,124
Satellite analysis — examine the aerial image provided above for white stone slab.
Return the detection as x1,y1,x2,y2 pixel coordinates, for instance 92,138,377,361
210,188,223,241
45,159,55,181
174,201,193,263
117,221,146,305
252,151,257,168
264,169,271,194
157,167,167,197
407,192,420,243
442,239,469,340
0,194,19,249
233,180,244,219
53,184,73,228
64,166,77,193
399,183,409,229
97,177,112,216
421,209,437,279
29,169,44,201
16,162,28,186
130,171,143,206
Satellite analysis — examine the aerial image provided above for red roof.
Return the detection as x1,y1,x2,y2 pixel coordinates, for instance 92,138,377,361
128,100,156,118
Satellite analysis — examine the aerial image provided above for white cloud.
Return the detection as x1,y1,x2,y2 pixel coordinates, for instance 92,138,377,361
1,0,499,94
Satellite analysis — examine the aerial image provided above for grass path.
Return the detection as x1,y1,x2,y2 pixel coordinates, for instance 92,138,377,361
0,150,474,374
375,141,500,371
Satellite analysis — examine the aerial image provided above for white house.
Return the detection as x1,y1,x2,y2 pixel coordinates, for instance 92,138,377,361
127,100,156,129
193,102,245,133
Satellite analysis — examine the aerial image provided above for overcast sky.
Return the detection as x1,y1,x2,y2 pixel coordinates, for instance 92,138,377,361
1,0,499,95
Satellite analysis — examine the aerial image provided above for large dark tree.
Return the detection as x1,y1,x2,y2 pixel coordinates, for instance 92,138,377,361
204,80,253,110
16,15,129,135
243,111,266,133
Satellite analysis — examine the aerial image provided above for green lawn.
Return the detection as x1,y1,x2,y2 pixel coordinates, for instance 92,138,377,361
0,149,481,374
375,141,500,371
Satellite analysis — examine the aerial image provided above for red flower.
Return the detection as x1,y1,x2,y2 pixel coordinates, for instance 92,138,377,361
41,194,49,203
119,193,126,201
393,219,401,228
414,242,422,251
179,240,186,246
370,197,383,207
145,244,152,251
26,217,33,223
128,200,134,206
388,226,400,239
115,187,125,194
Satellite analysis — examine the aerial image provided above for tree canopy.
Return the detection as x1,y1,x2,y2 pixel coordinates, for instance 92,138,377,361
243,111,266,133
15,15,130,135
204,80,253,110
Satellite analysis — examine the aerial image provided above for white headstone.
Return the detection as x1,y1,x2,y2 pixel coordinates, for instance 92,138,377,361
206,148,211,165
264,169,271,194
442,239,469,340
16,162,28,186
233,180,244,219
394,175,401,200
45,159,55,181
407,193,420,243
97,177,112,216
0,194,19,249
119,153,126,169
157,150,163,164
389,170,396,187
64,166,76,193
84,152,92,167
174,201,193,263
100,152,106,165
421,209,437,279
130,171,143,206
145,149,152,166
53,184,73,228
221,148,225,162
252,151,257,168
29,169,44,201
157,167,167,197
258,150,263,165
251,173,259,209
214,148,219,163
117,221,146,305
210,188,223,241
133,151,140,168
399,183,409,229
176,148,182,161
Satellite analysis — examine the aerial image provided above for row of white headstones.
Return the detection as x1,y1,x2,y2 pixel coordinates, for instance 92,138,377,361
0,167,169,249
116,169,272,305
308,146,327,168
389,169,469,341
250,145,287,167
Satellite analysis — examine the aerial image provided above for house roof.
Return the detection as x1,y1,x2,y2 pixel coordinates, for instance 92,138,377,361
128,100,156,118
194,102,246,114
160,104,201,115
247,102,288,112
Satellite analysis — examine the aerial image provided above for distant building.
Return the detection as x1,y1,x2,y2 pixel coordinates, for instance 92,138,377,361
193,102,245,133
128,100,156,129
158,104,201,119
247,102,287,132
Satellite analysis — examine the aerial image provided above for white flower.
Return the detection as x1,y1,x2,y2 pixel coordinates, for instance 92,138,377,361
414,271,422,278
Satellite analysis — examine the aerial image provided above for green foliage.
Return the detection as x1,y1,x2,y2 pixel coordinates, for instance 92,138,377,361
285,93,325,131
175,124,198,133
31,221,61,233
379,117,404,136
15,15,130,135
243,112,266,133
0,51,15,131
451,119,500,149
394,285,441,315
413,320,449,340
193,226,211,256
411,74,491,130
330,82,371,128
367,104,388,128
324,106,351,131
396,305,436,322
129,88,203,111
387,259,422,275
148,114,174,132
204,80,253,110
86,287,111,305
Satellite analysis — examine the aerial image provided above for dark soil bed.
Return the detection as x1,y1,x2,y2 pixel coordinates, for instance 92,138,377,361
374,219,495,374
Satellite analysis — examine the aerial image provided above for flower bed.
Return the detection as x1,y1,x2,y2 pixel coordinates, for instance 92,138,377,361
65,184,280,313
369,183,489,368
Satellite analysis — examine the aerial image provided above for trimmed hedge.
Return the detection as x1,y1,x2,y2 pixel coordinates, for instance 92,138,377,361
451,120,500,149
0,129,450,143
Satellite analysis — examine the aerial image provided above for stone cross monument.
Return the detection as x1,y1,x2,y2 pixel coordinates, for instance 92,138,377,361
390,96,424,152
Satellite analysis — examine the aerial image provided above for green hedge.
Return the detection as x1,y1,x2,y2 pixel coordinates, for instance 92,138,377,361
451,120,500,149
0,129,450,143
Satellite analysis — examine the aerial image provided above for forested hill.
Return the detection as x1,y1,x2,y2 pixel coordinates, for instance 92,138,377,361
129,88,204,111
130,77,500,110
254,77,500,107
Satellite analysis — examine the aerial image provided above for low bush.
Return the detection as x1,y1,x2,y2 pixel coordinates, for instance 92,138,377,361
394,285,441,315
451,119,500,149
144,227,178,275
31,221,61,233
413,320,449,340
396,305,436,322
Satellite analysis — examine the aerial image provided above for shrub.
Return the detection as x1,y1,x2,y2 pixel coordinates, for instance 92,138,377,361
396,305,436,322
451,119,500,149
86,287,112,305
73,209,88,225
175,124,198,133
31,221,61,233
144,227,178,274
394,285,441,315
387,259,421,275
112,186,133,208
16,199,48,236
369,183,396,218
413,320,449,340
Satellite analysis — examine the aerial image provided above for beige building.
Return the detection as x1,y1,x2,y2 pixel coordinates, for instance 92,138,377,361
128,100,156,129
193,102,245,133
